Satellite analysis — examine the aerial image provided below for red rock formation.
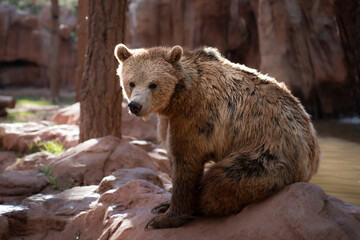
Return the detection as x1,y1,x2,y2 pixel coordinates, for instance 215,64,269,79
0,122,79,152
0,4,77,89
124,0,360,118
51,102,80,125
0,124,359,239
255,0,359,118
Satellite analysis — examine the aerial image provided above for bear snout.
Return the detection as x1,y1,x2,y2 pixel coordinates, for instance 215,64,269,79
128,101,142,115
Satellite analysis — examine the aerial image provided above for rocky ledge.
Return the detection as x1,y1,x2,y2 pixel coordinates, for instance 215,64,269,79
0,105,359,239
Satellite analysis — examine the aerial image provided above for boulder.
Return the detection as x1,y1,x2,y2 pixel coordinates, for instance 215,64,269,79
2,186,98,238
50,136,170,189
59,180,170,240
59,182,360,240
0,170,48,198
6,151,55,172
0,121,79,152
0,3,77,88
97,167,165,194
0,151,17,173
0,151,359,240
0,213,9,239
50,102,80,125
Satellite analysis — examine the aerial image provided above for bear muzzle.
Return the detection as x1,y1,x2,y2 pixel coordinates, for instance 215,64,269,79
128,101,143,115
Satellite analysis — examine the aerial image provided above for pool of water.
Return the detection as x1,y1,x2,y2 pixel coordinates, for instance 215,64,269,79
310,120,360,206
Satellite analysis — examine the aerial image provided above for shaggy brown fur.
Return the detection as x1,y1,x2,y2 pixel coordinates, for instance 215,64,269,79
114,44,320,229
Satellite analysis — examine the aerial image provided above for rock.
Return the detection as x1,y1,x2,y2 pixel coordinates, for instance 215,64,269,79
6,151,55,172
39,4,77,35
125,0,259,68
59,180,170,240
123,0,360,118
2,186,98,238
51,102,80,125
50,136,170,189
0,213,9,239
0,151,17,173
0,170,48,197
59,182,360,240
97,167,165,194
255,0,359,118
0,161,358,239
0,3,77,89
0,121,79,152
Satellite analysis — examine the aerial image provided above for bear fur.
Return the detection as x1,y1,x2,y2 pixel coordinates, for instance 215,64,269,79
114,44,320,229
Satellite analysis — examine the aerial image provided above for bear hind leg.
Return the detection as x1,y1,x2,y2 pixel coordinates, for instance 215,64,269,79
198,153,293,216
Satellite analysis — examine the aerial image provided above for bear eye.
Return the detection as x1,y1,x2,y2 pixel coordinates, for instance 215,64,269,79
129,82,135,88
149,83,157,89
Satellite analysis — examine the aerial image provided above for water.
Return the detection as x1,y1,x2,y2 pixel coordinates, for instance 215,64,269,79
310,119,360,206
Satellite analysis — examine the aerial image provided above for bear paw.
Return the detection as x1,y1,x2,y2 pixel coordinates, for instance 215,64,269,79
145,213,190,230
151,203,170,214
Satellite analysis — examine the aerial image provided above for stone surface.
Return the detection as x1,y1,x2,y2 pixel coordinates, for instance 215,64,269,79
0,121,79,152
0,151,17,173
50,136,170,190
0,170,48,197
59,182,360,240
6,152,55,172
255,0,360,118
0,138,359,239
0,3,77,88
51,103,80,125
2,186,99,238
97,167,165,194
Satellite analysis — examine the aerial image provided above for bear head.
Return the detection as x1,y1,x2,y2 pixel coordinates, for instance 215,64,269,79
114,44,183,118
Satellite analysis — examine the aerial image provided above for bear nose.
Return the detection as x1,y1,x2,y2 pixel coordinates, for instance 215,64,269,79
128,101,142,115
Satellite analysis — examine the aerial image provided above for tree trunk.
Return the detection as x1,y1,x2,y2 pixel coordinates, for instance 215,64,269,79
49,0,60,103
75,0,89,101
80,0,126,142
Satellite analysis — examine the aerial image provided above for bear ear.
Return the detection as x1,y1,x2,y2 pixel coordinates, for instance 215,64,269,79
164,45,183,65
114,44,132,62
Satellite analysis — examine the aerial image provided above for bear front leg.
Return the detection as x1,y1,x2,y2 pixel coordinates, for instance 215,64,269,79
146,158,204,229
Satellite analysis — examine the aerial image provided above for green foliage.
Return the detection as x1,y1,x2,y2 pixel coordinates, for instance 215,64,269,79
27,141,42,154
39,166,59,190
27,140,65,155
2,0,45,14
17,97,52,106
14,95,74,107
42,140,65,155
16,157,22,163
1,0,78,16
1,95,75,123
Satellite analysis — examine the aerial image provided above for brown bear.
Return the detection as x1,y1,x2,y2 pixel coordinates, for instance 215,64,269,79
114,44,320,229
